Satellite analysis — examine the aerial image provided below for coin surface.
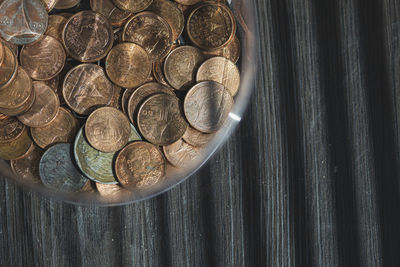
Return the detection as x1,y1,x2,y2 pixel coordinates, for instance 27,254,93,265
43,75,60,92
0,67,32,110
0,41,4,67
152,60,169,87
123,12,173,62
0,44,17,89
0,0,48,45
96,183,128,197
138,93,187,145
184,81,233,133
182,126,215,147
45,15,67,43
0,124,32,160
108,86,123,110
18,81,60,128
54,0,80,9
63,11,114,62
187,2,236,50
174,0,202,5
112,0,153,13
90,0,132,27
105,42,151,88
163,139,201,168
41,0,58,12
85,107,131,153
39,143,88,193
164,46,204,90
10,143,43,184
63,64,114,115
31,107,79,149
203,35,240,64
115,141,166,188
197,56,240,96
0,86,36,116
0,116,25,143
20,35,66,81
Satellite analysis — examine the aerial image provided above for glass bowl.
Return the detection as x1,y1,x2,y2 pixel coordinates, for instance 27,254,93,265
0,0,258,206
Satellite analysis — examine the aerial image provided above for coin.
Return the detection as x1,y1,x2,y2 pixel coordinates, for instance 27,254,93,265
0,67,32,110
184,81,233,133
203,35,240,64
43,75,60,92
105,42,151,88
0,122,32,160
0,86,35,116
63,11,114,62
174,0,202,5
182,126,215,147
85,107,131,153
164,46,204,90
152,60,170,87
20,35,66,81
31,107,79,149
187,2,236,50
196,56,240,96
0,116,25,143
80,180,97,193
0,0,48,45
58,13,73,19
115,141,166,188
41,0,58,12
54,0,80,9
0,41,4,67
90,0,132,27
138,93,187,145
39,143,88,193
18,81,60,128
123,12,173,62
45,15,67,43
10,143,43,184
163,139,201,168
108,86,123,110
127,82,174,124
63,64,114,115
112,0,153,13
0,44,17,90
96,183,128,197
0,37,18,58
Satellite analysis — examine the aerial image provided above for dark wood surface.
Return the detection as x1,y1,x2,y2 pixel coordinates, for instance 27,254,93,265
2,0,400,266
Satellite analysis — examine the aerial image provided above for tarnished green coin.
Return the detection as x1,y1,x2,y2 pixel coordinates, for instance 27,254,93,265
74,124,141,184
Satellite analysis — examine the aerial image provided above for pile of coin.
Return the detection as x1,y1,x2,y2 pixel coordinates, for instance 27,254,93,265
0,0,241,196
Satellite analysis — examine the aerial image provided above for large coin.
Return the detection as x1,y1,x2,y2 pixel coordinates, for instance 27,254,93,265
137,93,187,145
10,143,43,184
0,44,18,89
39,143,88,193
182,126,215,147
203,35,240,64
62,64,114,115
54,0,80,9
115,141,165,188
90,0,132,27
45,15,67,43
163,139,201,168
20,35,66,81
41,0,58,12
184,81,233,133
105,42,151,88
0,67,32,110
0,118,32,160
112,0,153,13
123,12,173,62
62,11,114,62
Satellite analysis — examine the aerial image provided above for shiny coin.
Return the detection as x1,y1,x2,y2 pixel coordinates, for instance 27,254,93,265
39,143,88,193
115,141,166,188
63,64,114,115
164,46,204,90
0,44,18,90
105,42,151,88
41,0,58,12
31,107,79,149
18,81,60,128
197,56,240,96
0,0,48,45
184,81,233,133
138,93,187,145
85,107,131,153
0,119,32,160
0,67,32,110
45,15,67,43
63,11,114,62
20,35,66,81
90,0,133,27
54,0,80,9
0,86,35,116
163,139,201,168
187,2,236,50
183,126,215,147
123,12,173,62
203,35,240,64
10,143,43,184
112,0,153,13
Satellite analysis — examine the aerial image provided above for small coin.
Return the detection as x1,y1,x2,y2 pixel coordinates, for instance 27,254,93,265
31,107,79,149
45,15,68,43
184,81,233,133
196,56,240,96
187,2,236,50
0,67,32,110
163,139,201,168
63,64,114,115
54,0,80,9
18,81,60,128
203,36,240,64
0,44,18,90
0,123,32,160
0,86,35,116
164,46,204,90
20,35,66,81
63,11,114,62
123,12,173,62
39,143,88,193
115,141,166,188
90,0,132,27
0,0,48,45
85,107,131,153
0,116,25,143
182,126,215,147
138,93,187,145
112,0,153,13
41,0,59,12
10,143,43,184
105,42,151,88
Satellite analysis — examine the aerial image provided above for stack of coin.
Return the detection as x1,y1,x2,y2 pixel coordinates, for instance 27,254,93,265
0,0,242,196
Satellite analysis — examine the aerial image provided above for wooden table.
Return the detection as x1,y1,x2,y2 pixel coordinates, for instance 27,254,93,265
2,0,400,265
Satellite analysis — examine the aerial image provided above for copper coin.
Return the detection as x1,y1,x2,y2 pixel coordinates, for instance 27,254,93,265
164,46,204,90
108,86,123,110
0,41,4,67
18,81,60,128
96,183,128,197
31,107,79,149
112,0,153,13
90,0,133,27
196,56,240,96
174,0,202,5
121,88,134,115
182,126,215,147
0,0,48,45
43,75,60,92
20,35,66,81
123,11,173,62
0,123,32,160
0,44,17,90
105,42,151,88
41,0,58,12
62,11,114,62
0,37,19,57
0,67,32,110
0,86,35,116
10,143,43,184
127,82,174,124
203,35,240,64
0,116,25,143
115,141,166,188
62,64,114,115
187,2,236,50
163,139,201,168
85,107,131,153
58,13,73,19
45,15,67,43
138,93,187,145
184,81,233,133
54,0,80,9
152,60,170,87
147,0,184,41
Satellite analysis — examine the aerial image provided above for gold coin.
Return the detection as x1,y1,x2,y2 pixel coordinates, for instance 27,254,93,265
112,0,153,13
163,139,201,168
85,107,131,153
0,123,32,161
0,67,32,110
45,15,67,44
182,126,215,147
54,0,80,9
10,143,43,184
203,35,240,64
0,43,17,90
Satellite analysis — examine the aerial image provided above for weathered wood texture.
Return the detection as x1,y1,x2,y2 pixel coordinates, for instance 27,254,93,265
1,0,400,265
